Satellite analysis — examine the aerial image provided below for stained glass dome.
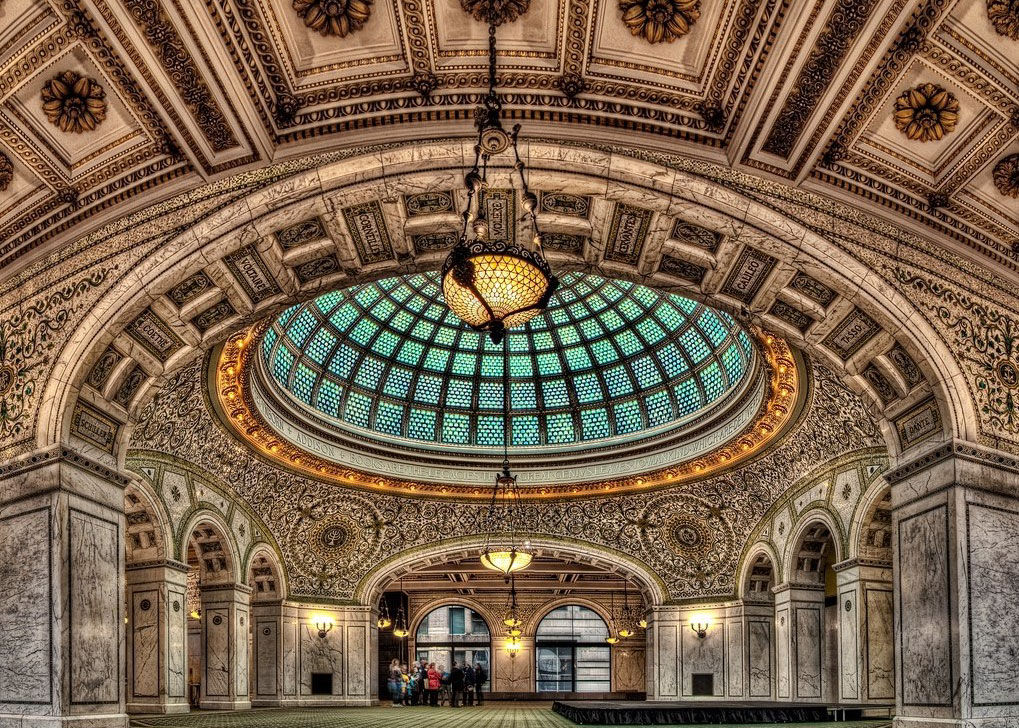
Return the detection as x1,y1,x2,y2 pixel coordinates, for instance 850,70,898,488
256,272,755,457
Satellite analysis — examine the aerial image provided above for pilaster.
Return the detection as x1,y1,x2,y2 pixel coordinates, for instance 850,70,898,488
888,440,1019,728
125,559,190,714
199,583,252,710
773,583,826,703
0,446,129,727
832,559,893,705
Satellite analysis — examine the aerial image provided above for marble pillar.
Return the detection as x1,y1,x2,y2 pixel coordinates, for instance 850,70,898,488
0,447,129,727
725,600,775,700
199,583,252,710
773,584,826,702
492,637,534,693
250,600,288,707
833,559,893,704
888,442,1019,728
125,560,190,714
647,604,727,700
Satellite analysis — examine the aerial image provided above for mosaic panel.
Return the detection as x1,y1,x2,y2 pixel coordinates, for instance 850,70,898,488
671,220,723,252
342,202,395,264
404,191,454,217
166,271,215,308
540,192,592,217
125,309,184,362
605,203,653,264
788,272,836,307
275,217,328,250
191,300,237,334
823,308,880,360
721,248,777,303
224,246,282,303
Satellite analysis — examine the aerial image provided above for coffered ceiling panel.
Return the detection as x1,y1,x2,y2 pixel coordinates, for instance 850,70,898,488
0,0,1014,278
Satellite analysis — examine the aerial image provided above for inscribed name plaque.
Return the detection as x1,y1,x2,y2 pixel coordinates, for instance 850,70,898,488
342,202,395,264
606,203,653,264
224,246,282,303
126,308,184,361
721,248,776,303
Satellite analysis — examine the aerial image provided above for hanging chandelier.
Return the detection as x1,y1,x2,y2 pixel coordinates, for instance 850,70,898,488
617,583,636,638
480,335,532,574
391,579,409,638
441,0,558,345
376,596,392,630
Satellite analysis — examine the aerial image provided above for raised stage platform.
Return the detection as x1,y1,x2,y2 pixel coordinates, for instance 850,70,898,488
552,700,893,725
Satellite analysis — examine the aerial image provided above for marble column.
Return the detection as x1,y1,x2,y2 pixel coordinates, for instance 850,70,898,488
250,600,286,706
833,559,893,705
199,583,252,710
888,442,1019,728
0,447,129,727
492,636,534,693
773,583,826,702
126,560,190,714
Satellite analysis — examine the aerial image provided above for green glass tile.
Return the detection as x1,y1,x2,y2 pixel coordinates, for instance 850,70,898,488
316,379,342,416
445,378,473,408
547,413,575,444
415,374,442,405
542,379,569,408
441,413,470,445
479,381,504,410
477,415,505,446
614,400,643,434
574,372,602,404
306,328,337,365
512,416,540,446
383,367,412,398
580,408,610,440
374,401,403,436
408,408,436,441
344,391,372,428
353,356,385,390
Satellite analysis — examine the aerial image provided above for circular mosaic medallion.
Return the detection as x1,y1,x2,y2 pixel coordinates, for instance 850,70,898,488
664,515,714,557
140,598,151,611
212,615,223,626
263,627,271,636
309,516,361,559
996,359,1019,388
173,601,181,612
0,365,15,396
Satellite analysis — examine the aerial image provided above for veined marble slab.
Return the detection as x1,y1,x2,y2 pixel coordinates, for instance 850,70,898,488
69,509,120,704
167,588,186,698
345,625,366,696
205,609,231,697
968,503,1019,706
748,620,772,698
865,589,893,700
0,507,51,704
256,621,278,696
132,590,159,698
794,607,821,699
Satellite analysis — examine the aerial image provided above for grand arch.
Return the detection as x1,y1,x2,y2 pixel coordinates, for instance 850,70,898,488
28,141,980,466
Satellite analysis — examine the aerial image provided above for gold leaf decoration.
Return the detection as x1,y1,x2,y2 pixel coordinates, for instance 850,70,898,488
292,0,372,37
40,71,107,134
0,152,12,192
993,154,1019,199
893,83,960,142
459,0,530,25
618,0,701,43
986,0,1019,40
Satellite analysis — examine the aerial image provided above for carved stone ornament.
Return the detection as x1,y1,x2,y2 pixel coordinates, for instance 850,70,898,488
460,0,530,25
619,0,701,43
40,71,107,134
0,152,12,192
292,0,373,37
986,0,1019,40
892,83,959,142
992,154,1019,199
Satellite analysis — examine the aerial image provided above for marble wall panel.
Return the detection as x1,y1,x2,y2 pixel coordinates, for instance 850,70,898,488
748,620,772,697
167,588,186,698
0,507,51,704
839,590,859,700
301,624,343,695
613,646,646,692
727,621,743,697
967,503,1019,706
283,620,298,695
899,505,952,706
205,609,230,697
775,609,789,698
682,624,724,696
69,509,120,705
256,621,278,696
794,607,821,699
657,624,679,697
346,625,366,696
865,588,894,700
234,609,249,698
131,590,159,698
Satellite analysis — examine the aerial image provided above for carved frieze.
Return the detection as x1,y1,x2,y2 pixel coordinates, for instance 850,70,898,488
342,202,396,264
293,0,373,37
605,203,653,264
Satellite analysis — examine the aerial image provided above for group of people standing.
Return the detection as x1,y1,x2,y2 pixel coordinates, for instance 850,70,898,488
388,658,487,707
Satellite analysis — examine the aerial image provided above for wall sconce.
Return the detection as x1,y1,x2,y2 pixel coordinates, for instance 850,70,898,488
505,635,522,657
311,614,335,638
689,614,711,639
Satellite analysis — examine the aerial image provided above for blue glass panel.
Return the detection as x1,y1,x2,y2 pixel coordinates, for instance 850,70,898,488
512,416,540,446
477,415,504,446
408,408,436,441
574,373,602,404
645,390,673,426
580,408,610,440
307,328,337,365
292,363,316,403
441,413,470,444
614,400,643,434
344,391,372,428
479,380,504,410
375,401,403,436
547,413,575,444
415,374,442,405
383,367,412,398
542,379,569,408
673,378,703,415
353,356,385,389
445,379,474,408
700,361,726,400
316,379,342,416
630,355,663,389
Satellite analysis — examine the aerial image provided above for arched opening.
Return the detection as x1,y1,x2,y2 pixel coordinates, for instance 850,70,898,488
743,552,776,603
535,605,612,694
414,605,492,693
789,520,840,703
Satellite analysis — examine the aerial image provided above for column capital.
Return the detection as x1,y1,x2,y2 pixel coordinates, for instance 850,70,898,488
126,558,189,574
887,439,1019,505
832,557,892,573
0,444,129,509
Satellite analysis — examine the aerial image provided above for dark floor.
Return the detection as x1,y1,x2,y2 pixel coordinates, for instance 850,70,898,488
129,703,893,728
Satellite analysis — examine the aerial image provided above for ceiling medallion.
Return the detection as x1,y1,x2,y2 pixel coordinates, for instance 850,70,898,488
893,83,960,142
618,0,701,43
992,154,1019,198
292,0,373,37
460,0,529,25
41,71,107,134
986,0,1019,40
214,325,800,500
0,152,12,192
441,3,557,345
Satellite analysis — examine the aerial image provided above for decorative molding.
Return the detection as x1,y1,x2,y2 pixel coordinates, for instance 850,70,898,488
992,154,1019,198
986,0,1019,39
892,84,960,143
460,0,529,25
40,71,107,134
292,0,373,37
618,0,701,43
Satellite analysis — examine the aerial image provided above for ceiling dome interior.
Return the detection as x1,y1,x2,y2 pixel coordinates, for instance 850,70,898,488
259,271,755,456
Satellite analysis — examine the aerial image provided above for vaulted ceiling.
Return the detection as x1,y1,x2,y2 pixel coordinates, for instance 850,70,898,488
0,0,1015,277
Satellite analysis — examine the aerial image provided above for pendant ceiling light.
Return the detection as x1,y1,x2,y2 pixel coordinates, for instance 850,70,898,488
376,595,392,630
618,583,635,638
480,337,532,574
391,579,409,638
441,0,557,345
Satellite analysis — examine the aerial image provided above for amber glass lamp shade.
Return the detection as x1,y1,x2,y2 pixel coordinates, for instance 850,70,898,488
480,548,533,574
442,242,557,343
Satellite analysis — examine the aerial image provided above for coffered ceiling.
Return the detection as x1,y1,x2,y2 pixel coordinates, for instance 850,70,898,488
0,0,1015,275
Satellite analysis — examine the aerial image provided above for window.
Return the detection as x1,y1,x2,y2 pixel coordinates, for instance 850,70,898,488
535,605,611,693
414,605,491,689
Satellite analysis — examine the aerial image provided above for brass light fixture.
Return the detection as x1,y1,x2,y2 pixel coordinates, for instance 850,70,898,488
312,614,335,638
377,596,392,629
392,579,409,638
480,337,532,574
617,583,636,639
441,0,557,345
690,614,711,639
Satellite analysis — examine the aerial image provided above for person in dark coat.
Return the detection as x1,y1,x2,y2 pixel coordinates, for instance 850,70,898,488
463,663,475,706
449,662,464,707
473,661,487,705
